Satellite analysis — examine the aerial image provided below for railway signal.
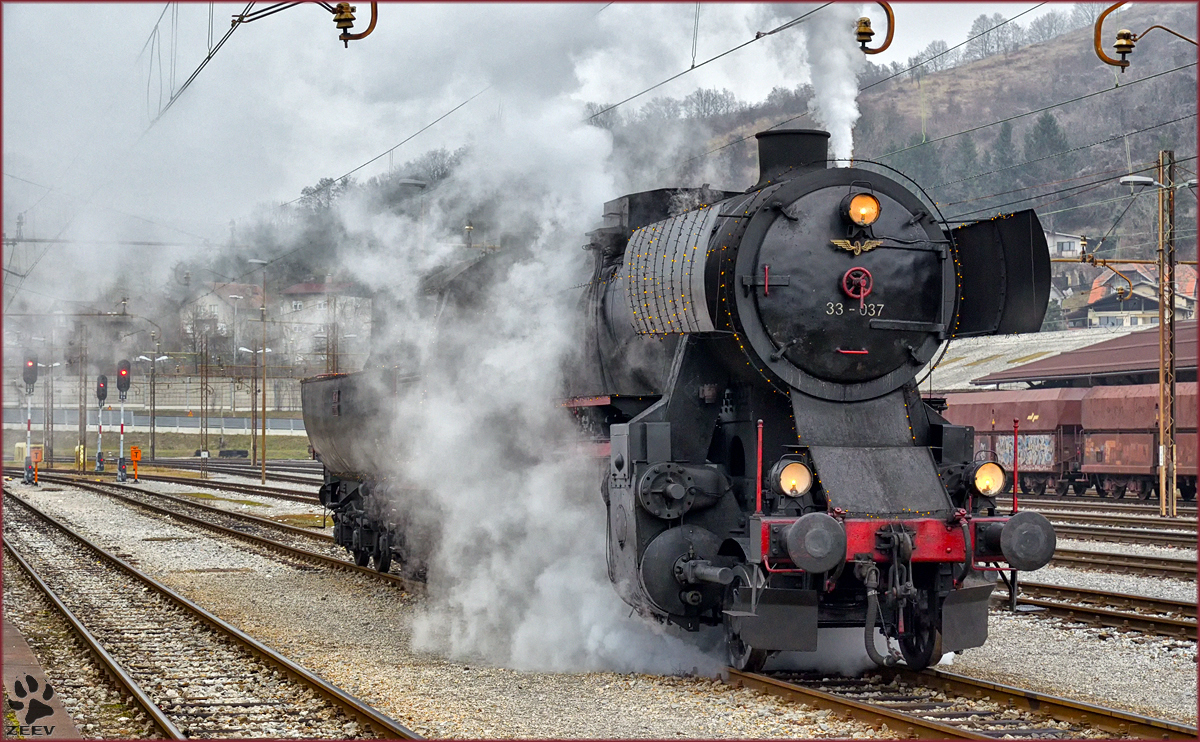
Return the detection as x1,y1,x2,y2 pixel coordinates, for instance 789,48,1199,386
22,353,37,485
95,374,108,472
117,359,131,399
117,359,130,481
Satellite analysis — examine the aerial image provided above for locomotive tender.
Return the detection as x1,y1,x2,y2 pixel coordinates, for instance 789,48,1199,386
567,129,1058,670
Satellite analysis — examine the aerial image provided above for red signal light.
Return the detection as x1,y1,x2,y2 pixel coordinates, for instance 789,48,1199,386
26,360,33,367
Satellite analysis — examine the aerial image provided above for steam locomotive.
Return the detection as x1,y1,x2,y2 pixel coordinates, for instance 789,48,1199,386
564,129,1057,671
302,128,1059,671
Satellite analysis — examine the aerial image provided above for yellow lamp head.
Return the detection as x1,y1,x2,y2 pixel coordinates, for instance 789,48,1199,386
847,193,881,226
971,461,1006,497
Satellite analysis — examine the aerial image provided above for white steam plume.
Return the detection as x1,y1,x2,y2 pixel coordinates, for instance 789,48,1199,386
801,4,868,159
333,102,721,675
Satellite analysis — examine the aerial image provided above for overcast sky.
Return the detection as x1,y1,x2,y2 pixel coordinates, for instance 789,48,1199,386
3,2,1069,300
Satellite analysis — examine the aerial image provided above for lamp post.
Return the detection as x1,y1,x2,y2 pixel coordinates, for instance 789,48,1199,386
137,350,169,461
249,258,269,483
1119,157,1194,517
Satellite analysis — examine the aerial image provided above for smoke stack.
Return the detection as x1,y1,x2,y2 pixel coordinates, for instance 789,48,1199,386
752,129,830,190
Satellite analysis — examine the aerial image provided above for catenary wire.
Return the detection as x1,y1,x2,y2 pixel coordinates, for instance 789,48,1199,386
929,113,1198,191
860,3,1046,93
664,5,1051,175
876,62,1197,160
280,85,493,207
585,3,832,122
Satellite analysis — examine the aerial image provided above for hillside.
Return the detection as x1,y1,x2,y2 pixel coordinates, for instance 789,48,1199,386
602,2,1196,261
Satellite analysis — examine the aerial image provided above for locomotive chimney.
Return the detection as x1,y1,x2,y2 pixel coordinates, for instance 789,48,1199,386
752,129,830,190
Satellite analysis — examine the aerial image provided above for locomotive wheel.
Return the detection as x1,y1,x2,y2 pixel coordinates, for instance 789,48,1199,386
374,549,393,573
353,548,370,567
724,576,768,673
899,591,943,671
899,627,943,671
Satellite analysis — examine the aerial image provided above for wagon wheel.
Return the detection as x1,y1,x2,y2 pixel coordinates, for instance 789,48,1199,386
1019,477,1031,495
1071,481,1089,497
1180,483,1197,502
1054,479,1070,497
1030,478,1047,497
1135,481,1152,501
1112,482,1127,499
724,573,769,673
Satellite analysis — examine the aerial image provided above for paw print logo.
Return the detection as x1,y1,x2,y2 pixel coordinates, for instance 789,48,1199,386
8,675,55,724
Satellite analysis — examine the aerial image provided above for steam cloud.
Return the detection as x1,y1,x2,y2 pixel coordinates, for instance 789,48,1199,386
9,3,879,675
802,3,868,159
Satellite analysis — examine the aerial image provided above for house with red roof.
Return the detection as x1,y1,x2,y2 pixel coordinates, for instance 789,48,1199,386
1066,263,1197,329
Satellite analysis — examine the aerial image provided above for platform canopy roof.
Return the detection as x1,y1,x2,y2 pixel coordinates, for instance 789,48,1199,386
920,327,1135,393
970,320,1197,387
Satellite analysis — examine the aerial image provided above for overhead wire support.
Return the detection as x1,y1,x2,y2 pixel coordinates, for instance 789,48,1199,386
665,3,1049,176
146,1,254,130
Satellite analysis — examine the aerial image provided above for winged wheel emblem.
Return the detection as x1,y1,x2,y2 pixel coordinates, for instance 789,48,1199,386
830,239,883,256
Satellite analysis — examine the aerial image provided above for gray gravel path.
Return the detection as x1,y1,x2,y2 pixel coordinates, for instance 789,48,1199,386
946,611,1197,724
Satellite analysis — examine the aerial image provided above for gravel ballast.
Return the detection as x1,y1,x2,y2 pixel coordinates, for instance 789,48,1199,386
8,480,1196,735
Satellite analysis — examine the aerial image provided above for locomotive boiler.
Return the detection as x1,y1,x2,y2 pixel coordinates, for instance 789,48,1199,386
566,129,1058,670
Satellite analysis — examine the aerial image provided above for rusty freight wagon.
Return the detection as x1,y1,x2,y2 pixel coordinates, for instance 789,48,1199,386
1080,382,1197,500
942,388,1088,496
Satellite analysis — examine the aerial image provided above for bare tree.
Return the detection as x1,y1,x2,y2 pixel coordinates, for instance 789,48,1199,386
638,96,682,122
583,102,622,130
1027,10,1070,44
1069,2,1109,29
681,88,740,119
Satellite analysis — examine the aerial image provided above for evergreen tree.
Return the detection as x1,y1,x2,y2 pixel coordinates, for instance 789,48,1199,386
948,133,980,202
1023,111,1074,182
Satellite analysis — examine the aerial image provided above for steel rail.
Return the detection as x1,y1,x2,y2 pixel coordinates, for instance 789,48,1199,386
1045,511,1197,529
726,668,989,739
27,477,420,592
3,490,422,739
994,582,1196,638
1050,524,1196,547
732,667,1196,739
36,473,334,543
889,667,1198,739
1050,547,1196,580
1022,496,1197,515
7,467,320,504
3,542,186,739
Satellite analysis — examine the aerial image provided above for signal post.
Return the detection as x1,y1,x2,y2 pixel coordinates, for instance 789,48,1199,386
117,360,131,481
95,375,108,471
22,354,37,485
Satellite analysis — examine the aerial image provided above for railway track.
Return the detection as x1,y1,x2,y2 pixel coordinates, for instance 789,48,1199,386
6,467,321,505
729,666,1196,739
994,580,1196,639
1048,523,1196,547
2,490,419,739
1023,497,1197,517
1051,547,1197,581
24,474,419,591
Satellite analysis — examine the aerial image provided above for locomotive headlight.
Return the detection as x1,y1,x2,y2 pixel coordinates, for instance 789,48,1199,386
770,459,813,497
846,193,881,226
971,461,1006,497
